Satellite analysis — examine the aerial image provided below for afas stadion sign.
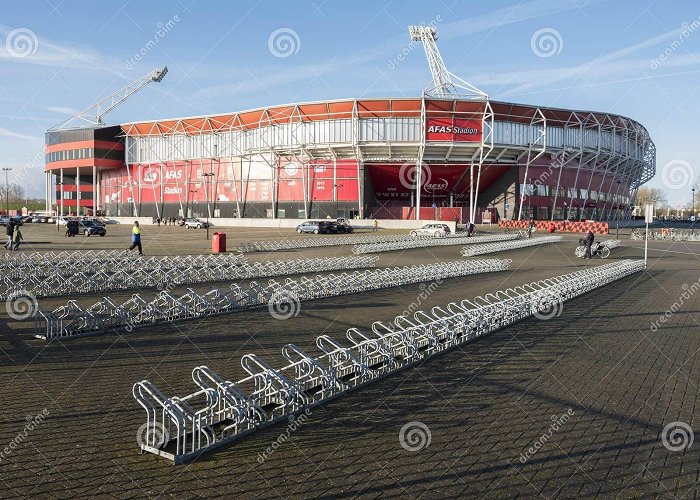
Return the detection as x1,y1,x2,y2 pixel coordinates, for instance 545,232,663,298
425,117,482,142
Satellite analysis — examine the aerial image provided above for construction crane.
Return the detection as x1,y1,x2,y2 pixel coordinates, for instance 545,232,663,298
49,66,168,131
408,26,487,100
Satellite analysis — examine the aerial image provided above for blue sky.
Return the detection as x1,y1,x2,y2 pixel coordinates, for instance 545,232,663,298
1,0,699,204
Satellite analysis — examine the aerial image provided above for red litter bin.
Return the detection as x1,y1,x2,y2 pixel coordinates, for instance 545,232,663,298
212,232,226,253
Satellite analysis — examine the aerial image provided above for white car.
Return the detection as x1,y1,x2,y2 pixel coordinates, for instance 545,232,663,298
183,218,210,229
409,223,452,238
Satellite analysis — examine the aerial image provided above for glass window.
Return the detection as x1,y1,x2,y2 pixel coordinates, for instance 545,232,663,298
580,189,588,199
297,209,305,219
276,209,286,218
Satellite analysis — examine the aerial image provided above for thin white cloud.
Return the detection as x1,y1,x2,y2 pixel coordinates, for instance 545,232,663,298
46,106,79,115
196,0,607,99
500,27,684,97
0,127,41,142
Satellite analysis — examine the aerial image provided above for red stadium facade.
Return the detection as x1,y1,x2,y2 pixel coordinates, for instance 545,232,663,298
44,98,655,222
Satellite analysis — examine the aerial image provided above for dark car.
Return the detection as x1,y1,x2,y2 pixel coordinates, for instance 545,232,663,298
78,220,106,237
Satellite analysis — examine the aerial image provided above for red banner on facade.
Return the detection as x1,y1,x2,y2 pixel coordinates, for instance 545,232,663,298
425,117,482,142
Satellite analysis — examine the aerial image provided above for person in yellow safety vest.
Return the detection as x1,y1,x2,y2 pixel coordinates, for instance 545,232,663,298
127,221,143,256
372,219,378,232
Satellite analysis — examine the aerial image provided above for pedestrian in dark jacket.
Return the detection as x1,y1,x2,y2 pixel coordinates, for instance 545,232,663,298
11,225,23,251
5,220,14,250
583,230,595,259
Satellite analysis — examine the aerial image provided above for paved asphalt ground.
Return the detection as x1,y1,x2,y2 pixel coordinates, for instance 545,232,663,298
0,223,699,498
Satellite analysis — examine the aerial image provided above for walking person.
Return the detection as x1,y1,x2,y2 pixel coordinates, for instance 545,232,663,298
4,219,14,250
11,224,23,251
583,230,594,259
372,219,379,232
127,221,143,256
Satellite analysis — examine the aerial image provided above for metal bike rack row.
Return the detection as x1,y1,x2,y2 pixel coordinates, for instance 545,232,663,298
631,229,700,242
600,240,621,249
132,259,644,463
352,233,520,254
35,259,511,341
0,251,246,275
237,234,429,253
2,255,378,300
461,236,563,257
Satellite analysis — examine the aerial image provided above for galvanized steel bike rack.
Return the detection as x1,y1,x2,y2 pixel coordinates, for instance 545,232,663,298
352,233,520,254
1,255,377,299
237,234,430,253
36,259,511,341
461,236,563,257
132,259,644,463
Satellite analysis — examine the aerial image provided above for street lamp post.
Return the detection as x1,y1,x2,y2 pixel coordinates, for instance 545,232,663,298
2,168,12,216
203,173,214,240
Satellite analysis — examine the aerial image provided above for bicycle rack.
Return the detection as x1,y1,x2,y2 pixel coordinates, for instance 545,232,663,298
237,234,431,253
132,259,645,463
461,236,563,256
353,233,521,254
0,255,377,300
34,259,512,340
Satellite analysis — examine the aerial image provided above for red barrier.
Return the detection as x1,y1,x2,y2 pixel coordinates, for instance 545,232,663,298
498,220,608,234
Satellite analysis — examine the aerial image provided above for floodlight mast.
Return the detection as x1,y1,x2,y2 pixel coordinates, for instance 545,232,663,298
408,26,487,100
49,66,168,131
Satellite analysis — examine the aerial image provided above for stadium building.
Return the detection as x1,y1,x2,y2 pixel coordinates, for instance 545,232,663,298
44,27,655,223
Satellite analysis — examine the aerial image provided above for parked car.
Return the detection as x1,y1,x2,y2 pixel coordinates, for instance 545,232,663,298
330,222,353,233
409,223,452,238
183,218,210,229
78,220,107,236
296,221,326,234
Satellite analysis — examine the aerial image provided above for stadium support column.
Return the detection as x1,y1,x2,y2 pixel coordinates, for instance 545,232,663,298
59,168,64,216
93,165,98,214
357,161,363,219
517,107,546,220
416,98,426,221
76,167,81,216
45,172,50,212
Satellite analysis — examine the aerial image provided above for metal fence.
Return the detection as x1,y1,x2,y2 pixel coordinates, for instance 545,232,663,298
132,259,644,463
461,236,563,257
35,259,511,340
